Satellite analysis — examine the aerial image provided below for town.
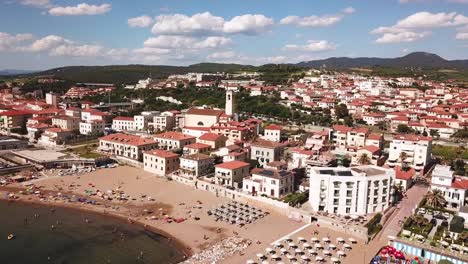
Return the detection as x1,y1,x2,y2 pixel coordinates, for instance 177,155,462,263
0,67,467,264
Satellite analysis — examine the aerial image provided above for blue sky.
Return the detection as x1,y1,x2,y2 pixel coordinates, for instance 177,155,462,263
1,0,468,70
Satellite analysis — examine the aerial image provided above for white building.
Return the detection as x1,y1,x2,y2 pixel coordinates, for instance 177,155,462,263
99,133,158,161
143,149,180,176
151,111,176,132
214,160,250,188
134,111,159,131
262,124,282,142
179,153,214,178
153,131,196,151
308,165,395,216
112,117,135,131
387,135,432,174
79,120,104,136
45,93,58,107
250,140,286,167
431,165,468,210
243,168,294,198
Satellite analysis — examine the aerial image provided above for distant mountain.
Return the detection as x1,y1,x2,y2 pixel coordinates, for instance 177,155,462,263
296,52,468,69
28,63,254,84
0,69,37,76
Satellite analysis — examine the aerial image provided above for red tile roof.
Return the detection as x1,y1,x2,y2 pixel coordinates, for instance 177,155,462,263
332,125,353,133
451,177,468,189
154,131,195,141
186,108,224,116
393,134,432,142
199,132,224,141
0,110,35,116
215,160,250,170
265,124,283,130
145,149,179,158
368,133,383,140
100,133,157,146
113,116,134,121
184,143,211,149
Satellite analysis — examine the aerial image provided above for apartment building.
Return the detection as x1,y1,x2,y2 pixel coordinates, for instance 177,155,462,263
431,165,468,210
250,140,286,167
52,115,80,131
179,153,214,178
143,149,180,176
99,133,158,161
214,160,250,188
243,168,294,198
153,131,196,151
387,134,432,174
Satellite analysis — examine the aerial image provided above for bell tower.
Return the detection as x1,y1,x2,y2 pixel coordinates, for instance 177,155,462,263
225,89,236,118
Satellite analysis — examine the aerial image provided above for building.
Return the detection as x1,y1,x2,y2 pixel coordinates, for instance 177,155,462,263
151,111,176,132
37,128,74,146
143,150,180,176
387,135,432,174
45,93,58,107
79,120,104,136
112,117,135,131
262,124,282,142
0,110,34,131
214,160,250,188
308,165,395,216
51,115,80,131
0,136,28,150
134,112,159,131
243,168,294,198
431,165,468,210
184,108,223,127
197,133,227,149
250,140,286,167
179,153,214,178
183,143,211,155
99,133,158,161
225,89,235,118
362,113,385,126
153,131,196,151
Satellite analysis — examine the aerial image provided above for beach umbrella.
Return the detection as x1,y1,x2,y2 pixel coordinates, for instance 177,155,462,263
322,237,330,242
307,249,317,255
247,260,255,264
323,250,331,256
337,237,345,243
301,255,310,261
315,243,323,249
261,261,269,264
303,242,311,249
311,237,319,242
266,248,274,253
328,244,336,249
274,241,283,248
294,248,303,254
331,257,340,263
286,254,295,260
280,248,288,254
298,236,306,243
270,254,279,260
288,242,296,248
256,253,265,259
337,250,346,257
440,241,449,247
285,237,293,242
343,243,351,249
315,256,324,261
348,237,357,243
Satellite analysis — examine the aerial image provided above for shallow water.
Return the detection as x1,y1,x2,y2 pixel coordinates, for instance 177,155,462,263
0,200,184,264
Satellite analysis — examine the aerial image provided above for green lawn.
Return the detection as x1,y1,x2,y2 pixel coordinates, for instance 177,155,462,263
63,145,104,159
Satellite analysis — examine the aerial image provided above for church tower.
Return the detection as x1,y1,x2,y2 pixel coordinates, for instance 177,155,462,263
225,89,236,118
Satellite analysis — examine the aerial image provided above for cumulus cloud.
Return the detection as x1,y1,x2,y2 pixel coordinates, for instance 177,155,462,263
128,15,154,28
207,51,238,60
0,32,34,51
25,35,72,52
223,14,273,35
371,11,468,43
151,12,273,36
19,0,51,8
280,15,343,27
283,40,337,52
49,3,111,16
143,35,231,50
50,44,103,57
376,31,431,43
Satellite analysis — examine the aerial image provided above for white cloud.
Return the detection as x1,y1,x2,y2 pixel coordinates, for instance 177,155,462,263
375,31,430,43
207,51,238,60
26,35,72,52
456,32,468,39
50,44,103,57
49,3,111,16
283,40,337,52
20,0,51,8
280,15,343,27
342,7,356,14
223,14,274,35
371,11,468,43
143,36,231,50
0,32,34,51
133,47,171,55
151,12,274,35
128,15,154,28
107,48,129,60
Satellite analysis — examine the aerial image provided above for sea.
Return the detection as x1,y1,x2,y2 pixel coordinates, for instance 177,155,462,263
0,200,185,264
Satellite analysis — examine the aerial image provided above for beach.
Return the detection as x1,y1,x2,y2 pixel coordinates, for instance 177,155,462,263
2,166,310,263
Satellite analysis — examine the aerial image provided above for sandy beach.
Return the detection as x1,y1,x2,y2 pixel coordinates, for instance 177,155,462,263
2,166,311,263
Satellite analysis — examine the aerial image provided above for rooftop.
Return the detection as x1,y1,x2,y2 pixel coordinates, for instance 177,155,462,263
215,160,250,170
154,131,196,141
145,149,179,159
100,133,157,146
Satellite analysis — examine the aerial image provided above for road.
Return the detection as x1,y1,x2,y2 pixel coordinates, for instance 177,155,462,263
366,184,429,262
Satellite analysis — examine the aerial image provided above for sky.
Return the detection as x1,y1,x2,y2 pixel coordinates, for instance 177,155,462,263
1,0,468,70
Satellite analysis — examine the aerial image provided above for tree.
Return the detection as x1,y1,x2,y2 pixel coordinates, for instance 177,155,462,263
344,116,354,127
425,189,446,208
376,121,387,131
334,104,349,119
422,129,428,137
400,152,409,170
358,153,371,165
430,129,440,138
397,124,413,133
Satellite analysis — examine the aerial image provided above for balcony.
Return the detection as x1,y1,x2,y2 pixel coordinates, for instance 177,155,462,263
320,193,326,199
321,185,326,190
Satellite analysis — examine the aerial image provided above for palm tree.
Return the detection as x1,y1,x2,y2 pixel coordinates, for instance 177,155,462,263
425,189,446,208
400,151,409,170
358,153,371,165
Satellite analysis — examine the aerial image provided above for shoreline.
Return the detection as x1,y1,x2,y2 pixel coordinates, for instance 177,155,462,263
0,186,193,260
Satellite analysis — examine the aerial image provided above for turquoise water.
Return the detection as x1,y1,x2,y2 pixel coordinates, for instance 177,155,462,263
0,200,185,264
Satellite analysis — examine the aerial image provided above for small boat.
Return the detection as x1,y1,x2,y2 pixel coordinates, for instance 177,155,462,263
7,234,15,240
